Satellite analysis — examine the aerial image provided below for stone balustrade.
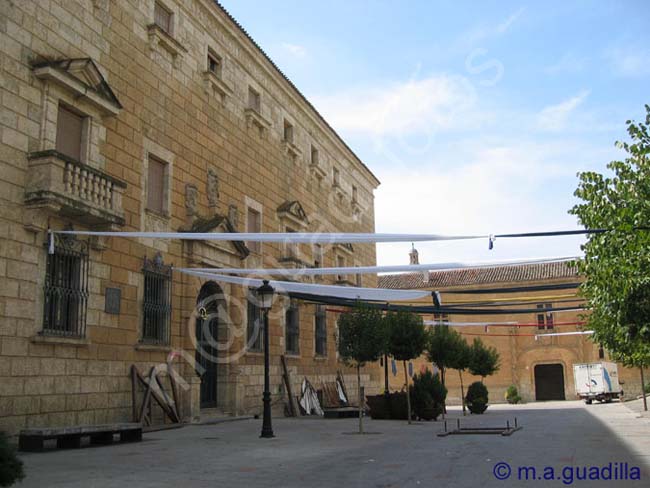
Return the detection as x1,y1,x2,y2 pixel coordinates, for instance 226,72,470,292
25,150,126,228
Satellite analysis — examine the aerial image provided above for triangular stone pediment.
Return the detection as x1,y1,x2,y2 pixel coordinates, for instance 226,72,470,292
33,58,122,115
180,214,249,260
277,200,309,228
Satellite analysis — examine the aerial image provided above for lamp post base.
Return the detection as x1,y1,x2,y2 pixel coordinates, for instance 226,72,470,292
260,391,274,438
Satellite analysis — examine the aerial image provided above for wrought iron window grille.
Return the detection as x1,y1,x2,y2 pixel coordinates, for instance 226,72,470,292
141,252,172,345
42,231,89,338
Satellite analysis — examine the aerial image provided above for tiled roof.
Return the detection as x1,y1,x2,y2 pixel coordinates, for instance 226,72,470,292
212,2,379,186
378,261,579,290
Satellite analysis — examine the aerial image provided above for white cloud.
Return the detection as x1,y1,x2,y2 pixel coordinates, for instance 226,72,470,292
281,42,307,58
461,6,525,46
373,139,602,266
311,74,479,136
536,91,589,131
497,7,525,34
604,47,650,78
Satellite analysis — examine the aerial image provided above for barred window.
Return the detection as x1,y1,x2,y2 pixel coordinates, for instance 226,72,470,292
315,305,327,357
285,301,300,355
142,253,172,344
247,292,263,352
43,234,89,337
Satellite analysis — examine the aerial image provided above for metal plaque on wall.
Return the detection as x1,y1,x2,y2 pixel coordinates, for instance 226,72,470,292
105,287,121,315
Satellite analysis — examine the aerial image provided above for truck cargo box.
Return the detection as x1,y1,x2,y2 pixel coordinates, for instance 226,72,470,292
573,362,622,404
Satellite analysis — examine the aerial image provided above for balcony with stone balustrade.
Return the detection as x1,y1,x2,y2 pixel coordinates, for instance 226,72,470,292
25,150,126,229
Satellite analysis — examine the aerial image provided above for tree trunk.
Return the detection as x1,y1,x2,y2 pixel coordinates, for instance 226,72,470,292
441,367,447,418
384,354,389,395
403,360,412,424
357,364,364,434
641,367,648,412
459,369,466,416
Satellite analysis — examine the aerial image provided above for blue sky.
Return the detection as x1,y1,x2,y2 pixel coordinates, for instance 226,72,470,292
221,0,650,266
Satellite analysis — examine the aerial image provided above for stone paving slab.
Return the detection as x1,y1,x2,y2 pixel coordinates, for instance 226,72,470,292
17,401,650,488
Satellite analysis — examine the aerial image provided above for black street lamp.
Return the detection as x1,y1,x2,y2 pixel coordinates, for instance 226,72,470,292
257,279,275,438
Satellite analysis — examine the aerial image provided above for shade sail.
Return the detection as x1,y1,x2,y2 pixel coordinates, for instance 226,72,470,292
177,269,433,302
52,230,482,244
186,256,577,276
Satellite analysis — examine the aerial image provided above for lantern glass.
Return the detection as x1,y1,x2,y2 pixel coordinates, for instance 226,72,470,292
257,281,274,310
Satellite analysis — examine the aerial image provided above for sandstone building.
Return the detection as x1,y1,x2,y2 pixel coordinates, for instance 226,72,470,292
379,258,648,404
0,0,381,435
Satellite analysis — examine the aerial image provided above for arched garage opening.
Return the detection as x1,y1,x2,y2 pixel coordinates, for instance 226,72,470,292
534,363,566,401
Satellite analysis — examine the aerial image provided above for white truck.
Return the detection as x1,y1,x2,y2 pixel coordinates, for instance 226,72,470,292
573,362,623,404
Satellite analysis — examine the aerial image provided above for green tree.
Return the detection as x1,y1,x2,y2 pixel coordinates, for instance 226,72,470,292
411,370,447,420
426,325,467,386
337,304,385,433
425,325,468,418
569,105,650,410
0,431,24,487
468,338,500,381
385,311,426,424
592,314,650,410
447,338,471,415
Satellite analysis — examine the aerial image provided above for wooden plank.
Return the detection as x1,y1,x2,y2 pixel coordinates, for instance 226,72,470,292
134,366,179,424
154,371,180,423
131,365,138,422
167,360,181,420
137,367,155,425
281,355,298,417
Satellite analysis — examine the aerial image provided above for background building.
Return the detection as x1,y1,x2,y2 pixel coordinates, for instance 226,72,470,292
379,257,648,404
0,0,381,436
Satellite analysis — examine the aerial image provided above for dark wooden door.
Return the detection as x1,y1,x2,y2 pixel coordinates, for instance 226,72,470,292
534,363,566,401
196,315,218,408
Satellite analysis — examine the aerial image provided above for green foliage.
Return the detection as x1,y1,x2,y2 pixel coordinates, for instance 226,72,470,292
385,311,426,361
466,381,489,414
337,303,385,367
569,105,650,367
0,432,24,487
412,370,447,420
468,338,500,379
505,385,522,404
447,336,471,372
425,325,467,383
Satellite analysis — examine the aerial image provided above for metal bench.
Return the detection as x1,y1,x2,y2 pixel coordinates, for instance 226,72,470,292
19,423,142,452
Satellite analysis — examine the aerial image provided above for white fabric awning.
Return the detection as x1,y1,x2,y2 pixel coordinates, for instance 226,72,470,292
186,256,577,276
52,230,482,244
536,331,594,338
423,321,519,327
177,269,432,301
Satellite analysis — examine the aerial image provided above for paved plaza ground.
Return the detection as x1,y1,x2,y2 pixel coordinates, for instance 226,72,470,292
17,400,650,488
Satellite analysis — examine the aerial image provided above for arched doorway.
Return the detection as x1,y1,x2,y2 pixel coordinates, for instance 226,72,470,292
195,281,224,409
534,363,566,401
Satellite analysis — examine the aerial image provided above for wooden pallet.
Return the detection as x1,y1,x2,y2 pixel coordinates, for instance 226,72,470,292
19,423,142,452
323,407,359,419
